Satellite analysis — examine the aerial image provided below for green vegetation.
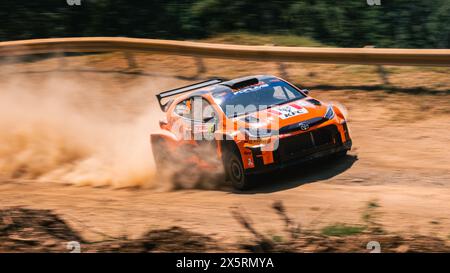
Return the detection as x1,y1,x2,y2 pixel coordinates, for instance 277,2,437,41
321,224,366,237
0,0,448,48
362,199,385,234
367,200,380,209
200,32,324,47
362,212,372,223
362,200,377,223
271,235,284,243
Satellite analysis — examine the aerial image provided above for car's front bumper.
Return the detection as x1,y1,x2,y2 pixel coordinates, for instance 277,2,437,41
245,123,352,175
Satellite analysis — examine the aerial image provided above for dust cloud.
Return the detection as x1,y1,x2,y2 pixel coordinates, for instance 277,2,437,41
0,71,170,188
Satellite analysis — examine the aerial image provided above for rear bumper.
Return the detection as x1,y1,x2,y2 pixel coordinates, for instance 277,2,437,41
245,123,352,175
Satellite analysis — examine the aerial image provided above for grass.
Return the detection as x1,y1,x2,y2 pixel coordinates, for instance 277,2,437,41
367,200,380,209
321,224,366,237
362,200,380,222
199,32,325,47
362,200,380,221
271,235,284,243
362,212,371,222
361,200,386,234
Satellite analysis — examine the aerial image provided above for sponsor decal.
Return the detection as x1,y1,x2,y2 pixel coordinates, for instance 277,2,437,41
299,122,309,131
269,104,309,119
247,157,255,168
294,100,313,107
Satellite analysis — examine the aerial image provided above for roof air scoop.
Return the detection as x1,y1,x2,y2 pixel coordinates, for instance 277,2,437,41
223,78,259,90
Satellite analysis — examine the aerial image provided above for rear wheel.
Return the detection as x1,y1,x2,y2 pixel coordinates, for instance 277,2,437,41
224,151,252,190
151,137,178,180
152,141,170,170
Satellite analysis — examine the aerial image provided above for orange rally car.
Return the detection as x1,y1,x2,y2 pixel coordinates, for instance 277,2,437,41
151,75,352,190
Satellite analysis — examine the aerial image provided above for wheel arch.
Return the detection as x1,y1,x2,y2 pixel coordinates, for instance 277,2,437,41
220,138,243,164
150,133,179,168
150,133,178,147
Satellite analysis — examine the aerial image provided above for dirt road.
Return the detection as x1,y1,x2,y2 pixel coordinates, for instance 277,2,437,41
0,56,449,247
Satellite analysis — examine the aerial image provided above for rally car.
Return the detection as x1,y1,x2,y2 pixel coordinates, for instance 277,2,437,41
151,75,352,190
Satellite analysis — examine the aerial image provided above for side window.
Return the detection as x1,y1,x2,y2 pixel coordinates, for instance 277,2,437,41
174,99,192,119
283,87,297,99
273,86,287,100
192,97,216,122
273,86,297,100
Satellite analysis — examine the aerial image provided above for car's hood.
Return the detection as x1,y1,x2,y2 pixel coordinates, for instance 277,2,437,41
233,98,328,130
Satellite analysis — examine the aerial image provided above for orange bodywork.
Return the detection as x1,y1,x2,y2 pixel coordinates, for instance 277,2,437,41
152,75,352,174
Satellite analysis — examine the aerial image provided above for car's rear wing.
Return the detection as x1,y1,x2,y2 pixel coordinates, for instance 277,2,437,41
155,78,223,112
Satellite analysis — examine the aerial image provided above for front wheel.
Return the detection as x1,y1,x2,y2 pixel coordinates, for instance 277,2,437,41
224,152,252,190
333,150,348,159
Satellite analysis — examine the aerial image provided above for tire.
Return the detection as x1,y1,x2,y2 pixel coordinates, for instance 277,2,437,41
224,151,252,190
171,166,201,190
333,150,348,159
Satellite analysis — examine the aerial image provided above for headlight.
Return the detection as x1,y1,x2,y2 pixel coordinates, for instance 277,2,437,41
243,128,274,146
324,105,335,120
242,127,276,139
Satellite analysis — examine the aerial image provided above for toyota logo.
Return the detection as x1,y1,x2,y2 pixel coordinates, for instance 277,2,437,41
299,122,309,131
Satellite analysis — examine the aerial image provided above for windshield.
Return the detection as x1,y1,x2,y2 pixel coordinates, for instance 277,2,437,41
212,78,306,118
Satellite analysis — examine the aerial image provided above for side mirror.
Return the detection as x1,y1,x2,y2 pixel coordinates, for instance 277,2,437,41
300,89,309,95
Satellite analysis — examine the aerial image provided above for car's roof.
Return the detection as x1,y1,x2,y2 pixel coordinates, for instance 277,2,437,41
188,75,278,97
221,74,275,87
